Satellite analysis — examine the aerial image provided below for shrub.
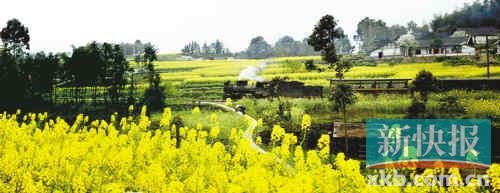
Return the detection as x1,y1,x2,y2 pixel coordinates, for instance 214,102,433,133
304,59,316,71
406,98,427,118
411,70,438,102
142,73,166,111
445,57,474,66
437,96,465,117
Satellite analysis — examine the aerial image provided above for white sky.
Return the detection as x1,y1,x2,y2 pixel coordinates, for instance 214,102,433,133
1,0,474,53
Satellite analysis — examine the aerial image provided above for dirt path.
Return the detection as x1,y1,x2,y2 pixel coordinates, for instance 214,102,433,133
199,101,266,153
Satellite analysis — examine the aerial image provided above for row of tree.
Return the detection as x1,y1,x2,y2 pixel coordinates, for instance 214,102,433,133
181,35,353,59
118,40,153,57
242,35,352,59
355,18,431,53
0,19,165,111
431,0,500,35
181,40,232,58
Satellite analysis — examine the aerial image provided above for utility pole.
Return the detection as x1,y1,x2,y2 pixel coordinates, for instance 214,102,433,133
486,35,490,79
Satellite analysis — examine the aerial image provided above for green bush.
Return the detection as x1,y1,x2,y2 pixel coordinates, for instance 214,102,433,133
406,99,427,118
304,59,316,71
445,57,474,66
436,96,465,118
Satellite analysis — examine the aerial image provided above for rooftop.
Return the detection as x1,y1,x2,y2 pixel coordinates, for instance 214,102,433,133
457,27,500,36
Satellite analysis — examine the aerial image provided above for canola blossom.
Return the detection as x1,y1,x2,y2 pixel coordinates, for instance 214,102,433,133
0,108,498,193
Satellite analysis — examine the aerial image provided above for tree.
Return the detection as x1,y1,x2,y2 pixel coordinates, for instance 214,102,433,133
181,41,201,57
141,45,165,111
134,40,144,56
22,52,59,104
330,83,356,156
246,36,272,59
407,21,418,33
411,70,438,102
108,45,129,105
406,99,427,118
0,19,30,109
308,15,345,65
356,17,392,53
67,42,105,103
274,36,300,56
437,96,465,118
389,24,408,39
143,45,158,86
1,19,30,56
431,0,500,34
0,49,27,109
333,57,353,79
202,43,210,57
335,36,354,55
214,40,224,56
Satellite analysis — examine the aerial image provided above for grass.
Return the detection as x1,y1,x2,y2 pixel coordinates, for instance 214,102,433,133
237,90,500,132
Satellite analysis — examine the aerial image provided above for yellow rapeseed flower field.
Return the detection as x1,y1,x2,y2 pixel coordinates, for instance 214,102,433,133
0,108,498,192
153,57,498,87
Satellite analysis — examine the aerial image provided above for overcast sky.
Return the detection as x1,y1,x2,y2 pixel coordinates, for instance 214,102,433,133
1,0,474,53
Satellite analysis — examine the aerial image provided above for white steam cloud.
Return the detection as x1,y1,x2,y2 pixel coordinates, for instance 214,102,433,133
237,61,268,82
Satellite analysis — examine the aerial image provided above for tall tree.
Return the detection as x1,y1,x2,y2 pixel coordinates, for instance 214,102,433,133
141,45,165,111
330,83,356,156
142,44,158,87
214,40,224,56
308,14,345,65
0,19,30,109
274,36,300,56
356,17,393,53
109,45,129,105
0,19,30,57
202,42,210,57
246,36,272,59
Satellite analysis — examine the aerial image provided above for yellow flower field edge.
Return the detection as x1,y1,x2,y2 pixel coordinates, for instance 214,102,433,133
0,108,498,193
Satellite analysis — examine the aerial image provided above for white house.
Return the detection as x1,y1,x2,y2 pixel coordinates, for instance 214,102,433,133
369,27,499,58
368,42,401,58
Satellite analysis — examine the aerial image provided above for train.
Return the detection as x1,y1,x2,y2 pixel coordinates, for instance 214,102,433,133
223,80,323,100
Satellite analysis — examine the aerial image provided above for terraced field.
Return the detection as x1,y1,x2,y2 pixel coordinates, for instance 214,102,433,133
151,56,499,102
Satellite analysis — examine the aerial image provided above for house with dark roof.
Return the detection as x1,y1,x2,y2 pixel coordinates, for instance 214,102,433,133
412,36,475,57
370,27,499,58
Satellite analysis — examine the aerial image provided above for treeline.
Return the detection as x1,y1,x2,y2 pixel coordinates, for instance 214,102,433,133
181,35,352,59
118,40,153,57
0,19,165,111
431,0,500,34
181,40,232,58
241,34,352,59
355,18,431,53
356,0,500,53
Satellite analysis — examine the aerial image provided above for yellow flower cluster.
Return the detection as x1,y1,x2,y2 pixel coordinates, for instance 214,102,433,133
301,114,312,132
0,109,497,193
317,134,330,159
488,164,500,192
225,98,232,107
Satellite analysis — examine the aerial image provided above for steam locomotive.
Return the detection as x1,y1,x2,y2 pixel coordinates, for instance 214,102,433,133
223,79,323,100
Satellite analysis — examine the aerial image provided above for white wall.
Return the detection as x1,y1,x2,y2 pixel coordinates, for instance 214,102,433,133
462,45,475,55
369,47,401,58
